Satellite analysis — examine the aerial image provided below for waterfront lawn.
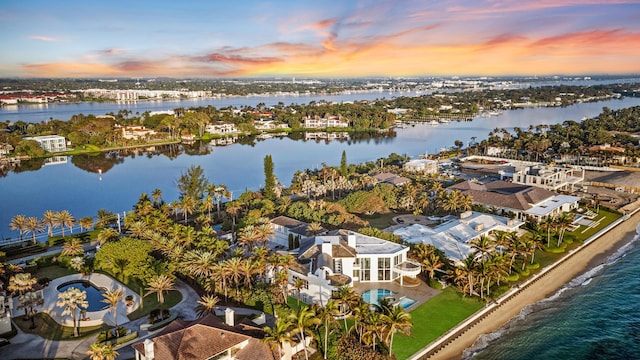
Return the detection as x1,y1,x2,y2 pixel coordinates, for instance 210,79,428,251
564,207,621,243
392,287,484,360
361,212,397,229
14,313,105,341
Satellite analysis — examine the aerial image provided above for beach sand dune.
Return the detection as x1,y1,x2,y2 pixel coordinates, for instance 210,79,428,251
420,210,640,360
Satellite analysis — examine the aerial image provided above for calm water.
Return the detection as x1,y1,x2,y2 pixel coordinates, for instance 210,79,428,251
2,96,640,241
57,281,106,312
467,228,640,360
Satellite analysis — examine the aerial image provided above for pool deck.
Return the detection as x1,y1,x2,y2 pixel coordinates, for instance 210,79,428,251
40,273,140,328
353,277,440,311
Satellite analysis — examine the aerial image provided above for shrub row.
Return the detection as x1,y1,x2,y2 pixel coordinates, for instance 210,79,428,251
148,313,178,332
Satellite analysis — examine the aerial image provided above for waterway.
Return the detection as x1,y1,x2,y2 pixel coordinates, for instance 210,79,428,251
1,96,640,242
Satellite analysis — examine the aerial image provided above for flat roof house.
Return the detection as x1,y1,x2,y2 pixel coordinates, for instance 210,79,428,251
289,229,420,305
25,135,67,152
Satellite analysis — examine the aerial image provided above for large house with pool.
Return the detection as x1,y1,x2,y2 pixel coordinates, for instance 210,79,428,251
288,229,421,305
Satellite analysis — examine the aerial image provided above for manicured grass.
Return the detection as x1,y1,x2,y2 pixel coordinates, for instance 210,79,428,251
564,207,621,243
124,279,183,321
392,288,484,360
33,265,77,280
361,212,398,229
14,313,105,341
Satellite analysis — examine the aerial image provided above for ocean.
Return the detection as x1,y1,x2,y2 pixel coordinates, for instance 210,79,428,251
465,223,640,359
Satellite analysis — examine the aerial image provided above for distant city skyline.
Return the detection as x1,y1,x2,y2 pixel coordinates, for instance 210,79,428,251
1,0,640,78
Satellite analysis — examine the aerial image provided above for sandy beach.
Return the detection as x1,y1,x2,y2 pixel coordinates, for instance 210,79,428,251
417,209,640,360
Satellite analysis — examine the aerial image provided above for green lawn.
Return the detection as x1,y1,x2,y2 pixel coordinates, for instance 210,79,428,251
33,265,76,280
14,313,105,341
361,212,398,229
123,277,183,321
392,288,484,360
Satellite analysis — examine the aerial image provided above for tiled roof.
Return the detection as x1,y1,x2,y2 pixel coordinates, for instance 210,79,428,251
131,314,276,360
449,180,555,210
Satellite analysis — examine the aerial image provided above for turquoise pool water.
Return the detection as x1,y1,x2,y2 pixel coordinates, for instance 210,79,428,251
361,289,415,309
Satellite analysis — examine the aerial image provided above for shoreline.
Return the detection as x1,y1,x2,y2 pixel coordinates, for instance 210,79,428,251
414,208,640,360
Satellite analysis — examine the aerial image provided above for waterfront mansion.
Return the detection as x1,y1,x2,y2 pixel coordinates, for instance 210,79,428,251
286,229,420,305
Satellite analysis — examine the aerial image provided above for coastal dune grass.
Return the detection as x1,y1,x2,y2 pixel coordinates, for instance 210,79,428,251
392,288,484,360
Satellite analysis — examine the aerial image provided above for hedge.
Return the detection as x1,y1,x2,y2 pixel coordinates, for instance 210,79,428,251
147,313,178,332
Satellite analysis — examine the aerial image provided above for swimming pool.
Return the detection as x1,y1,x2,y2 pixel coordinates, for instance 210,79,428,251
57,280,106,312
361,289,415,309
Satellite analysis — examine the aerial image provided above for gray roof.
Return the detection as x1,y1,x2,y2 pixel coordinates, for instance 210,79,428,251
449,180,556,210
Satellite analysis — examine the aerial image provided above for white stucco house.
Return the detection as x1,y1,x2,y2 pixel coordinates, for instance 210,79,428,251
288,229,420,305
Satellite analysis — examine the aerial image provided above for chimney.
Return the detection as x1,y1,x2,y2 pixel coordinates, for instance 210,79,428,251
144,339,155,360
225,308,235,327
347,234,356,248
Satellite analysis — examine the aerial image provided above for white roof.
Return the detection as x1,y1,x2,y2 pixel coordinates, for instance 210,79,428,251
393,212,523,263
351,231,406,255
525,195,581,217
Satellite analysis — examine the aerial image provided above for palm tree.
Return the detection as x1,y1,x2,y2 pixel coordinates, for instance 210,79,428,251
291,277,307,306
145,275,175,313
78,216,94,232
335,285,359,332
555,213,574,247
101,289,124,337
18,291,44,329
62,238,84,256
288,306,320,360
421,251,444,282
87,342,119,360
55,210,75,236
307,222,323,236
56,287,88,337
195,294,219,317
9,214,27,241
470,235,494,263
24,217,44,244
263,317,293,360
97,228,119,245
382,305,412,358
42,210,57,237
151,188,163,206
315,300,340,359
224,257,245,300
237,225,259,250
180,196,197,223
9,273,38,316
181,249,217,291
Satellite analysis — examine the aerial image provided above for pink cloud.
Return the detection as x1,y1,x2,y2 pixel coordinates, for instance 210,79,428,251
28,35,56,42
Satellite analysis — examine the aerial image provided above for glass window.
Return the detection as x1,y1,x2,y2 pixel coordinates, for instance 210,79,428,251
378,257,390,281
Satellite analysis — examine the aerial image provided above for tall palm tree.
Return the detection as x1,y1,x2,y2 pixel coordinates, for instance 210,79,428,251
9,273,38,316
151,188,163,206
555,213,574,247
291,277,307,306
382,305,412,358
224,257,245,300
315,300,340,359
62,238,84,256
56,287,88,337
87,342,119,360
78,216,94,232
101,289,124,337
18,291,44,329
237,225,259,250
9,214,27,241
145,275,175,313
42,210,57,237
335,285,359,332
307,222,323,236
288,306,320,360
421,251,444,282
55,210,75,236
180,196,197,223
195,294,219,318
263,317,293,360
24,217,44,244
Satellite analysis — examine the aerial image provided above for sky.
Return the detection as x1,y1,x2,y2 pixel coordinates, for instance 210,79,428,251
1,0,640,78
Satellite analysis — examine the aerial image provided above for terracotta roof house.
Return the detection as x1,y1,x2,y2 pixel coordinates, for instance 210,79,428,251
131,310,282,360
288,229,420,305
448,180,581,222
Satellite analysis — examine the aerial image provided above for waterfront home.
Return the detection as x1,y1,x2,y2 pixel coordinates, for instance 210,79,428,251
288,229,420,305
24,135,67,152
448,180,581,222
501,165,584,192
206,122,238,135
372,172,411,187
269,216,315,250
302,116,349,129
131,311,284,360
393,211,524,264
403,158,438,174
114,125,156,140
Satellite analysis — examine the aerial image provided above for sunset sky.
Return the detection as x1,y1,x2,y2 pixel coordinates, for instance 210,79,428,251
1,0,640,78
